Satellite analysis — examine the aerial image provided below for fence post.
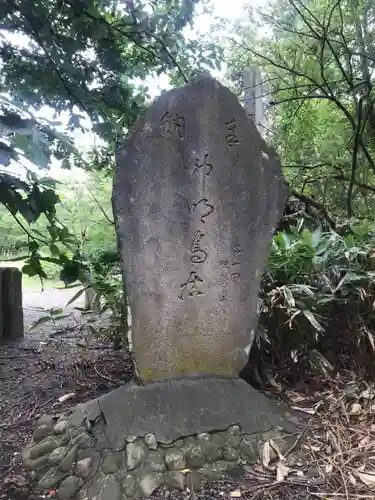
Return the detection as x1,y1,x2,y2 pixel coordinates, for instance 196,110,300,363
0,267,24,342
243,66,268,137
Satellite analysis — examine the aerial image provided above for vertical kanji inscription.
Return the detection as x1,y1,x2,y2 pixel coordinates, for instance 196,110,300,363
189,198,214,224
190,230,208,264
160,111,185,139
178,271,204,300
194,154,213,176
225,118,240,147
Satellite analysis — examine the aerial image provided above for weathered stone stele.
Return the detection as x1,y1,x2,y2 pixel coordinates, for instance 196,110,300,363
113,76,287,382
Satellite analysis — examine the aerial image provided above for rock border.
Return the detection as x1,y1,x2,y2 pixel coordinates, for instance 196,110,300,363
23,413,295,499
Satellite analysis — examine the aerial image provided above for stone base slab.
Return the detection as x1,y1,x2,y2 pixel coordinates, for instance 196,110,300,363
23,378,299,499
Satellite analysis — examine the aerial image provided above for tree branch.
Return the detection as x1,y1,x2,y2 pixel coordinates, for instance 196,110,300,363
290,189,336,227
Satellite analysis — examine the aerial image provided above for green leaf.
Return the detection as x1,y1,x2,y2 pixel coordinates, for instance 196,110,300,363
0,141,14,166
302,310,324,332
311,227,322,248
283,285,295,307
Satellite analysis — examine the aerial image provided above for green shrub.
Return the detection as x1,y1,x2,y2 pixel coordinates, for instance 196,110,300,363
245,218,375,386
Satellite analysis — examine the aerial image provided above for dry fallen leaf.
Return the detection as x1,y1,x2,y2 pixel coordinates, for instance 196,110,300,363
348,402,362,414
230,489,242,498
286,392,306,404
57,392,76,403
355,471,375,487
180,469,192,474
262,441,271,468
325,463,333,474
348,473,356,486
307,445,322,452
290,405,316,415
359,435,370,447
276,461,290,482
360,388,375,400
270,439,284,460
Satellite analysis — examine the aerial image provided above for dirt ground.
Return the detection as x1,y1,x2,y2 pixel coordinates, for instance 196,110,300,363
1,287,374,500
0,286,134,499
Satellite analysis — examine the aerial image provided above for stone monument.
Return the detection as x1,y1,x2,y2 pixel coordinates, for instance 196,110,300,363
22,77,296,500
113,75,285,382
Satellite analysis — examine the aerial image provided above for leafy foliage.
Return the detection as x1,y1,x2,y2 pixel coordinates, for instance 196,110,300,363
0,0,218,280
246,218,375,386
224,0,375,220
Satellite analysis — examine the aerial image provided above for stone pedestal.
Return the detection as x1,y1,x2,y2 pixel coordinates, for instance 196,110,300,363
23,379,298,499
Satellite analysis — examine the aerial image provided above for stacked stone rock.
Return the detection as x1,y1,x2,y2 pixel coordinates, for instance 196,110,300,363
23,412,290,499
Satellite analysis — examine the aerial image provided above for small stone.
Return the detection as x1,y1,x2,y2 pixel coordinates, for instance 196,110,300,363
165,449,186,470
126,441,148,470
145,450,166,472
239,436,258,463
54,421,68,435
144,433,158,450
57,475,82,500
228,425,241,435
37,415,56,427
59,444,79,472
261,428,282,442
138,471,164,497
37,469,68,490
197,433,211,442
121,473,137,497
22,450,49,470
184,442,205,469
94,433,111,451
226,464,246,480
33,424,53,442
198,461,233,479
185,471,201,491
48,446,68,465
222,445,239,462
102,452,122,474
164,471,186,490
210,434,226,447
29,438,60,459
71,432,92,449
76,457,92,478
77,449,100,477
96,475,122,500
203,442,223,463
225,433,241,447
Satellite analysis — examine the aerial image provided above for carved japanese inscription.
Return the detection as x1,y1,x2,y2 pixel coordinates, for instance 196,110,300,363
225,118,240,147
160,111,185,139
178,271,204,300
189,198,214,224
113,75,287,382
190,230,208,264
194,154,213,176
